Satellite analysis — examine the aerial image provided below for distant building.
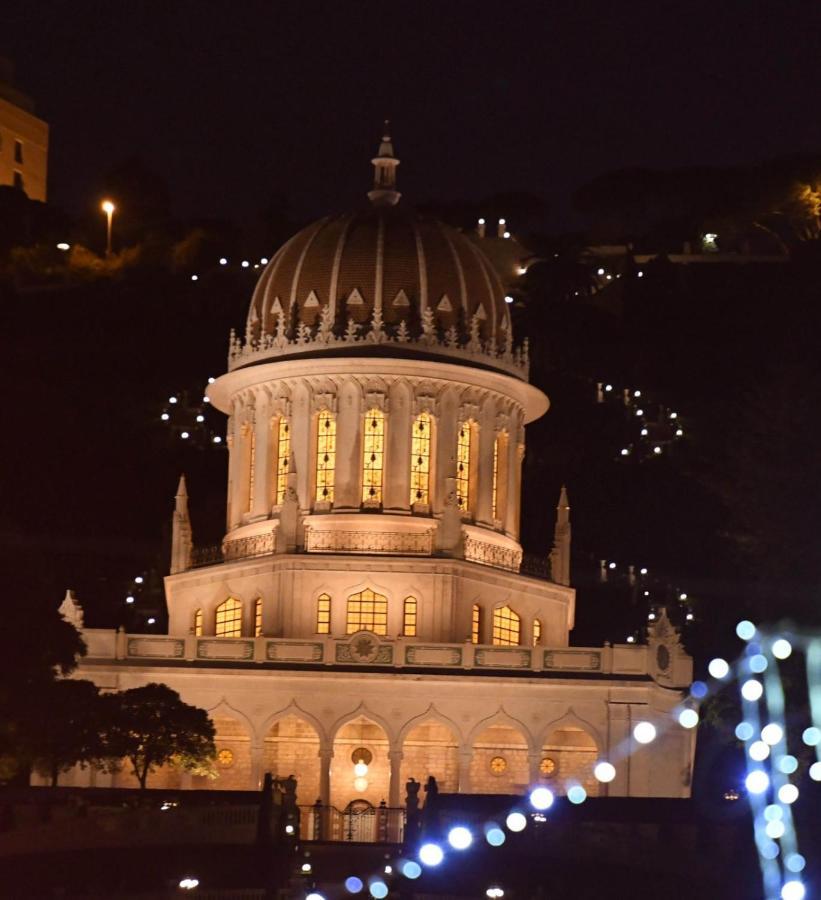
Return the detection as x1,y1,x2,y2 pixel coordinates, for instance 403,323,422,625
0,58,48,202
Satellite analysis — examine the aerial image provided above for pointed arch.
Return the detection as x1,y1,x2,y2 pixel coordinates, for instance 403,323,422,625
397,705,465,747
259,700,328,749
328,702,398,750
537,708,604,753
466,708,536,753
205,698,257,741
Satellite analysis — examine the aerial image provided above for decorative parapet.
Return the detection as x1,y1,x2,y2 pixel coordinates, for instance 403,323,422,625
305,527,434,556
464,536,522,572
86,629,688,686
227,311,530,381
190,531,277,568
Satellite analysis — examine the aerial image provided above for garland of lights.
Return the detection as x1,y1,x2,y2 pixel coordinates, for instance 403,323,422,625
159,382,224,447
595,381,685,461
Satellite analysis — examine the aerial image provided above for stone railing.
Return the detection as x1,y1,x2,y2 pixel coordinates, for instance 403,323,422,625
190,532,277,569
83,628,689,683
304,527,434,556
463,536,522,572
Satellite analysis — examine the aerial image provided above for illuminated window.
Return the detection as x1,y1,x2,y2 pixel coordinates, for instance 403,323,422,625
471,604,481,644
193,608,203,636
403,597,417,636
532,618,542,647
274,417,290,504
492,431,509,522
215,597,242,637
362,408,385,504
315,410,336,503
316,593,331,634
492,605,520,646
254,598,263,637
244,424,256,513
410,412,432,505
346,588,388,635
456,419,476,512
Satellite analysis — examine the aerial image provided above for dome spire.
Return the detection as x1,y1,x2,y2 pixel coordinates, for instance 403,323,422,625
368,120,401,207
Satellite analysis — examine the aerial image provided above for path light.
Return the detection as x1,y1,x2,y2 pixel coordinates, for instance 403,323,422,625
418,843,444,866
484,824,505,846
486,889,505,898
505,811,527,832
772,638,792,659
400,861,421,879
447,826,473,849
708,658,730,679
179,877,199,890
529,786,554,810
567,785,587,804
594,761,616,783
101,199,115,256
57,242,70,250
633,722,657,744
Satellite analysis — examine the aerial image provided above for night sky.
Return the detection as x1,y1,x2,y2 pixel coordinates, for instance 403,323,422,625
5,1,821,228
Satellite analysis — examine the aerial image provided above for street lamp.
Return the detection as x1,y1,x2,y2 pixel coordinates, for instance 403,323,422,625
101,199,115,256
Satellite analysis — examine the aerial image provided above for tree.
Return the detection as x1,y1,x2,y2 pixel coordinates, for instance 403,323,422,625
31,679,106,787
105,683,215,789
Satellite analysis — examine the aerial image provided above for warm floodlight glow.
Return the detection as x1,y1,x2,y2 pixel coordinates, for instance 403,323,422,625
594,761,616,783
56,242,70,250
505,812,527,832
745,770,769,794
101,200,115,214
529,787,554,810
633,722,657,744
418,843,444,866
736,620,756,640
678,709,699,729
741,679,763,702
447,826,473,850
708,658,730,679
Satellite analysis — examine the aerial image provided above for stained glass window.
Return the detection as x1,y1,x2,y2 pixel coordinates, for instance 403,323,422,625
194,608,203,636
254,598,263,637
316,593,331,634
403,597,417,636
410,412,432,505
315,410,336,503
492,605,520,646
471,604,481,644
246,425,256,513
362,408,385,504
533,618,542,647
275,417,290,504
456,420,475,512
215,597,242,637
346,588,388,635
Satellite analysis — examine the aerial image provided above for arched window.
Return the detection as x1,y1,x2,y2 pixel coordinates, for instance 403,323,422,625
410,412,432,505
346,588,388,635
362,408,385,504
532,618,542,647
403,597,417,636
492,431,509,522
492,605,520,646
274,417,290,504
193,608,203,636
471,604,481,644
254,598,263,637
315,410,336,503
316,593,331,634
215,597,242,637
456,419,477,512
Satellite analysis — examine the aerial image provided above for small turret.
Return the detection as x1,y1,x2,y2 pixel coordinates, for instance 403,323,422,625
367,121,401,207
58,589,84,630
170,474,193,574
549,485,571,586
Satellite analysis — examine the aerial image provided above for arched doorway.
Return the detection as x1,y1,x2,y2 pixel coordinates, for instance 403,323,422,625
264,714,321,805
331,715,390,811
470,723,529,794
400,719,459,792
540,725,599,797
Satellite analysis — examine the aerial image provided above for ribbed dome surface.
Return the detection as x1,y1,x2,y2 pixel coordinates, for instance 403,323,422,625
247,205,512,345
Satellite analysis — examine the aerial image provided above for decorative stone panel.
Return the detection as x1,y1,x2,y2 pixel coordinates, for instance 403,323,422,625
464,536,522,572
544,650,602,671
474,648,532,668
305,528,433,555
405,645,463,667
127,637,185,659
197,639,255,661
266,641,324,663
336,633,394,664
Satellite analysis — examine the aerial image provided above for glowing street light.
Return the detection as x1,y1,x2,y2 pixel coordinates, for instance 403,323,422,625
101,199,115,256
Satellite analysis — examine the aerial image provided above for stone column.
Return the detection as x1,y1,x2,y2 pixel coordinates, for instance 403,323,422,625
319,747,334,839
334,382,361,511
250,744,264,790
528,750,542,786
251,394,271,518
434,392,458,515
226,403,242,530
291,382,312,512
504,421,523,539
385,383,412,512
606,702,632,797
388,749,403,808
457,750,472,793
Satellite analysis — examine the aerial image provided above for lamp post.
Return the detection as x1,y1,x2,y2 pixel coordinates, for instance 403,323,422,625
101,199,115,256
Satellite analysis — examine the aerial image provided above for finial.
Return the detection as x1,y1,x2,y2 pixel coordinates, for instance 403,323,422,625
368,121,401,207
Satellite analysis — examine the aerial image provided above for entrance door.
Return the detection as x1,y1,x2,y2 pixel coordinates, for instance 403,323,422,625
343,799,375,842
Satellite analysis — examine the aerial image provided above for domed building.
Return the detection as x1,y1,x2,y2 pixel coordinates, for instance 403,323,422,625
67,132,696,833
